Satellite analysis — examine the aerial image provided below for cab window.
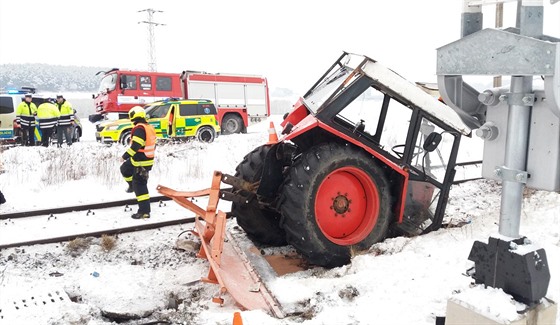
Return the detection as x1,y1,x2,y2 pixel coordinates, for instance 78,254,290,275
156,77,172,91
148,104,171,118
123,75,137,89
179,104,198,116
198,103,217,115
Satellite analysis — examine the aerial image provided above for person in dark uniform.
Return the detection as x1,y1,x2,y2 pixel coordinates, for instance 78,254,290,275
120,106,157,219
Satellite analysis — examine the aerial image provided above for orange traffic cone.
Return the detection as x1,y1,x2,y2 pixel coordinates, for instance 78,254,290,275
232,311,243,325
266,121,279,145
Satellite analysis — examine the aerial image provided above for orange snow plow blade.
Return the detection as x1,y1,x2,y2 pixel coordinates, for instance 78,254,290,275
157,171,284,318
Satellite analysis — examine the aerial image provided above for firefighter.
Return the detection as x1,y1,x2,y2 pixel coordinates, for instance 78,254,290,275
36,98,60,147
55,94,74,147
120,106,156,219
16,94,38,146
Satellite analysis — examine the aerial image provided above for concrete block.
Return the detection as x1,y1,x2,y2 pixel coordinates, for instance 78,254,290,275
446,297,557,325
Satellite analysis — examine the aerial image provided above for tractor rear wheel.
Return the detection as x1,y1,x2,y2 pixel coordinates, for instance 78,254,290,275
231,145,287,246
279,143,391,268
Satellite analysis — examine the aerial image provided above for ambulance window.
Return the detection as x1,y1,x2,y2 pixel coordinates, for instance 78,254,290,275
179,104,198,116
156,77,172,91
124,75,137,90
140,76,152,90
0,97,14,113
198,104,217,115
148,104,171,118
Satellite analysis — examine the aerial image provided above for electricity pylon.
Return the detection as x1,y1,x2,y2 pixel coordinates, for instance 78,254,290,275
138,8,165,72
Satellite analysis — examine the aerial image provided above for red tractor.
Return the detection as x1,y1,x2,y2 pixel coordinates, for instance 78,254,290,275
230,52,472,268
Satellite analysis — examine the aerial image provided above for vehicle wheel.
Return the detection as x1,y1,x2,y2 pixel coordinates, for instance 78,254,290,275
279,142,391,268
120,131,132,145
222,114,243,135
231,145,287,246
72,127,81,142
196,126,216,143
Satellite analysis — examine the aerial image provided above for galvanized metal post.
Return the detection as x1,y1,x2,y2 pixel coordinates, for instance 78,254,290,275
493,2,503,88
498,0,543,238
498,76,532,238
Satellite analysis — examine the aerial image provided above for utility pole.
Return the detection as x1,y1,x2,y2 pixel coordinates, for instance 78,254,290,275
493,2,503,87
138,8,165,72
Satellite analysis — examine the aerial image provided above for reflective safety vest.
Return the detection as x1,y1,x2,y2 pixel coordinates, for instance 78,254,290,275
16,101,38,127
135,123,156,159
36,103,61,129
57,100,74,126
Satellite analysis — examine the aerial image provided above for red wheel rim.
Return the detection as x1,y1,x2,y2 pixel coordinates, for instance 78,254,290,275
314,166,379,245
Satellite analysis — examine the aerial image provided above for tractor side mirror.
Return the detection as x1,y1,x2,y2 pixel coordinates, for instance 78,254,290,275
423,132,442,152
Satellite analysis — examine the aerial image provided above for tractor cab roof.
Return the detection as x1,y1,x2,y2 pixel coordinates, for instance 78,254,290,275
303,52,472,136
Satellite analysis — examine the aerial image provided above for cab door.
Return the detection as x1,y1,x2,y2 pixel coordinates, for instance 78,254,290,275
167,105,176,137
174,103,199,137
138,75,155,103
145,103,171,138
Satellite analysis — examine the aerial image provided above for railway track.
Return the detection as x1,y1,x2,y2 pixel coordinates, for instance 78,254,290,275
0,196,214,250
0,195,173,220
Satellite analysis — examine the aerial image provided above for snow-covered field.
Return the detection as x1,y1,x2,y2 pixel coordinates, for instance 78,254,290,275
0,117,558,325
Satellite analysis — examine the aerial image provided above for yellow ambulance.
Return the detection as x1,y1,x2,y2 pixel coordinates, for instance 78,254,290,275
96,98,221,144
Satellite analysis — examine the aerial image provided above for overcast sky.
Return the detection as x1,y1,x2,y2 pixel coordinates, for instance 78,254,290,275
0,0,559,94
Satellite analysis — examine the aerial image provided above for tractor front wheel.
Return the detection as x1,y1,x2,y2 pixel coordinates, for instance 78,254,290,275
280,143,391,268
231,145,287,246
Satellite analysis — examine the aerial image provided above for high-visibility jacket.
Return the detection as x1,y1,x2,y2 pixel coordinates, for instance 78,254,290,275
16,101,38,127
56,100,74,126
122,122,157,167
36,103,61,129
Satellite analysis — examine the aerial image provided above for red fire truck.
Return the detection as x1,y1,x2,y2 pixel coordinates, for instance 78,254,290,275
90,69,270,134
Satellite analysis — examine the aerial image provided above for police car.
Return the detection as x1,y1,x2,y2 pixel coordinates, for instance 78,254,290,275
0,88,82,144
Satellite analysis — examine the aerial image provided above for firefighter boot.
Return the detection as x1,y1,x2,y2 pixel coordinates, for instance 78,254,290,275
131,212,150,219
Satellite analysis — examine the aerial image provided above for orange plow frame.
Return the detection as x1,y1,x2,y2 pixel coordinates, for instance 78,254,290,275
157,171,284,318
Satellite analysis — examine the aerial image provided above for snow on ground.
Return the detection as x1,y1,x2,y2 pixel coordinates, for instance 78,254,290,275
0,116,559,325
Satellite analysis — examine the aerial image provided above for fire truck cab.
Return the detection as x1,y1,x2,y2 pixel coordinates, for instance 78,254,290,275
92,69,180,121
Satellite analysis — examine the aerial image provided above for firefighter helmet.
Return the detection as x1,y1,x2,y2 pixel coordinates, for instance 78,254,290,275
128,106,146,121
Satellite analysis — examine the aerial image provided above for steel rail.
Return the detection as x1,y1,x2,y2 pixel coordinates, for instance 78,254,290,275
0,195,173,220
0,216,196,250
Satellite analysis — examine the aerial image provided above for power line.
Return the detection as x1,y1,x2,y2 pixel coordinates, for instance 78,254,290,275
138,8,165,72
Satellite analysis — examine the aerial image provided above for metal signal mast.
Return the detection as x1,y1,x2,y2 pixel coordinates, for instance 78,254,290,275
138,8,165,72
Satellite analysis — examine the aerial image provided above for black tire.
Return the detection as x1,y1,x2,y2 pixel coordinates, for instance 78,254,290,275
221,114,243,135
196,126,216,143
72,127,81,143
279,143,391,268
231,145,287,246
119,130,132,145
